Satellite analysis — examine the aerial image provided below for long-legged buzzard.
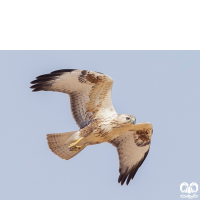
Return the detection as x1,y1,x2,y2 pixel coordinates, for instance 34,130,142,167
30,69,153,185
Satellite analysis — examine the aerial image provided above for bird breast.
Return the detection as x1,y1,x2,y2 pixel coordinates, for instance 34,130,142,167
79,119,123,145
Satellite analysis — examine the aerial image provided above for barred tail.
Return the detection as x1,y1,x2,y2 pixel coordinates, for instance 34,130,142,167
46,131,84,160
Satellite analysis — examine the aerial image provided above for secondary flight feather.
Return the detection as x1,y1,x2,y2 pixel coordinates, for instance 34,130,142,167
30,69,153,185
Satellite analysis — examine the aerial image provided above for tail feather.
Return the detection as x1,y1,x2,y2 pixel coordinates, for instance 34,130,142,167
47,131,84,160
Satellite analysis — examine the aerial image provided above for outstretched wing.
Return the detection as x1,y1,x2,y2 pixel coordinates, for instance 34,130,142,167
30,69,117,128
110,123,153,185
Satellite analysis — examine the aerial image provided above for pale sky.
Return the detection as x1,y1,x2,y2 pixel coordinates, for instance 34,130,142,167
0,51,199,200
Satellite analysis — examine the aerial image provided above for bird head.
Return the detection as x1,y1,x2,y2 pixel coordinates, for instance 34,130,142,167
118,114,136,125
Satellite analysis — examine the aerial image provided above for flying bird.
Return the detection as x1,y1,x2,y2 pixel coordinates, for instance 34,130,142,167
30,69,153,185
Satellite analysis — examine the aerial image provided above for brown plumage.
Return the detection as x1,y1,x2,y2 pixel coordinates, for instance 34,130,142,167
31,69,153,185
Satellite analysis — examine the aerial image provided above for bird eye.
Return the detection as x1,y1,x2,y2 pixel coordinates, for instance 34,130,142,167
126,117,131,121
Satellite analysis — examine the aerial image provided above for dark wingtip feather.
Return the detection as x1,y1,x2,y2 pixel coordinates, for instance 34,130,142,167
32,88,43,92
126,166,138,185
36,74,55,80
31,78,53,84
50,69,77,74
121,174,128,185
118,168,128,186
30,83,47,92
30,85,36,89
118,150,150,186
30,69,77,92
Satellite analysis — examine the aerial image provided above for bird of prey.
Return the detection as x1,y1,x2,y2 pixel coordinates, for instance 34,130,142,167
30,69,153,185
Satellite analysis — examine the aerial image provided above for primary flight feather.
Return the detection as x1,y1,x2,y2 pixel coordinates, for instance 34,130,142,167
30,69,153,185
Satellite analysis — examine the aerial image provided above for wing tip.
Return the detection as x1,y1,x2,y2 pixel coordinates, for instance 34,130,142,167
118,168,128,186
117,150,150,186
30,69,77,92
30,83,47,92
50,69,77,74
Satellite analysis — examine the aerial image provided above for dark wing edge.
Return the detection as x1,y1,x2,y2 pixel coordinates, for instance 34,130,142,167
110,124,153,186
30,69,77,92
118,150,149,185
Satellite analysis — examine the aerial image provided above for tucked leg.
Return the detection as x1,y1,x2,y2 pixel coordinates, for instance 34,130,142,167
68,137,85,151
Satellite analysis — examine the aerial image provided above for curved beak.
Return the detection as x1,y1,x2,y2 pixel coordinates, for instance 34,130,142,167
132,118,136,125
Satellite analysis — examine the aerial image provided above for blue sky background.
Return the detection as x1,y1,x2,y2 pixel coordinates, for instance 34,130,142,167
0,51,199,200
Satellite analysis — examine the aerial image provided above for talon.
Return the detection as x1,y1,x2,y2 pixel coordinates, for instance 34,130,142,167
69,145,84,151
68,137,84,151
69,148,73,151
